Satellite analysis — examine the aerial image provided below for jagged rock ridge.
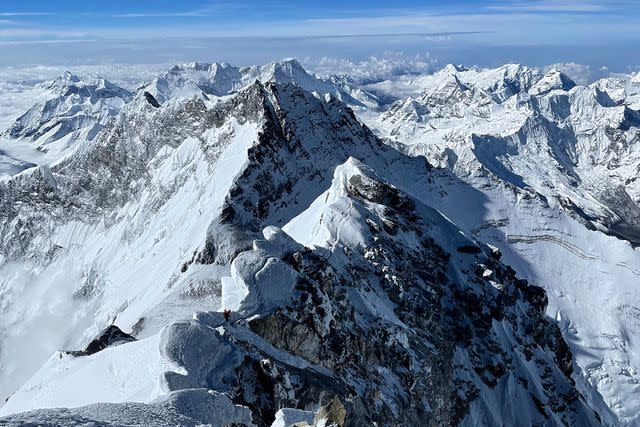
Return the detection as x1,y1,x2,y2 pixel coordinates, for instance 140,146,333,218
1,59,639,426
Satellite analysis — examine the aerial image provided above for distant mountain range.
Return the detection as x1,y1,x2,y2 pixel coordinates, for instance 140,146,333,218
1,58,640,426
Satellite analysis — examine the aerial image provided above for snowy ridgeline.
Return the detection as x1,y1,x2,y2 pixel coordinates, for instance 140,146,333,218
0,59,639,426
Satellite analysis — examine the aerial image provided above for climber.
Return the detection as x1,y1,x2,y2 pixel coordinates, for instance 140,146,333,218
223,308,232,322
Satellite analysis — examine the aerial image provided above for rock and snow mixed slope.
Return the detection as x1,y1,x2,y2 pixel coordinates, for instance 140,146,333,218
4,71,132,156
140,58,379,108
0,69,404,418
368,63,640,425
0,59,639,426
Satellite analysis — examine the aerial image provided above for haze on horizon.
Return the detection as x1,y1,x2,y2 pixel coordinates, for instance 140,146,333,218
0,0,638,73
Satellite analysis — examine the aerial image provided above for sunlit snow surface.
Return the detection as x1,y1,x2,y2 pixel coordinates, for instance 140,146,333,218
0,60,640,426
0,118,258,405
0,64,167,179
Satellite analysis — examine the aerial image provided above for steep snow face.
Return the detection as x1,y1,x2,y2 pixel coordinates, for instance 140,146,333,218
529,69,577,96
375,66,640,243
0,333,164,415
2,158,600,426
0,88,264,403
140,58,379,108
368,64,640,425
0,60,637,426
3,72,132,156
0,74,389,413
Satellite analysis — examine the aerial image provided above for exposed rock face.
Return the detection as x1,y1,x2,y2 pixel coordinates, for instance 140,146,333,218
375,63,640,246
206,162,597,426
371,63,640,424
143,91,161,108
4,71,132,147
81,325,136,356
0,60,634,426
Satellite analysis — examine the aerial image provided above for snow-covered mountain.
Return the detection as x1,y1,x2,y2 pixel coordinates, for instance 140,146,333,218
368,63,640,425
0,59,639,426
139,58,380,109
4,71,132,156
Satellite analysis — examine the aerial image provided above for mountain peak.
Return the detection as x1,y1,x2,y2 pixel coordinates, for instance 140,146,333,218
437,63,466,77
2,59,639,426
60,70,78,81
167,61,236,75
529,68,576,95
38,71,111,92
273,57,304,70
259,58,314,82
5,71,131,145
499,62,525,72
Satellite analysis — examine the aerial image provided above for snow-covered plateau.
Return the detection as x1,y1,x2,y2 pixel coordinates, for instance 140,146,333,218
0,59,639,426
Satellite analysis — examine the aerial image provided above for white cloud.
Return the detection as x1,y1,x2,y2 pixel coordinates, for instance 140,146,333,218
113,11,209,18
488,1,605,12
487,0,640,13
112,2,246,19
0,62,169,131
543,62,614,84
0,12,53,16
0,28,90,38
303,53,438,81
0,39,96,46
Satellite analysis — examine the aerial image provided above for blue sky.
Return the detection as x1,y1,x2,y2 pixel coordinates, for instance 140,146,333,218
0,0,638,71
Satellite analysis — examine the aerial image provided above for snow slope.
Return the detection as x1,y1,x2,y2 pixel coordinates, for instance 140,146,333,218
0,72,386,414
368,63,640,426
2,156,600,425
0,93,260,403
1,59,640,426
4,71,132,155
140,58,379,108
